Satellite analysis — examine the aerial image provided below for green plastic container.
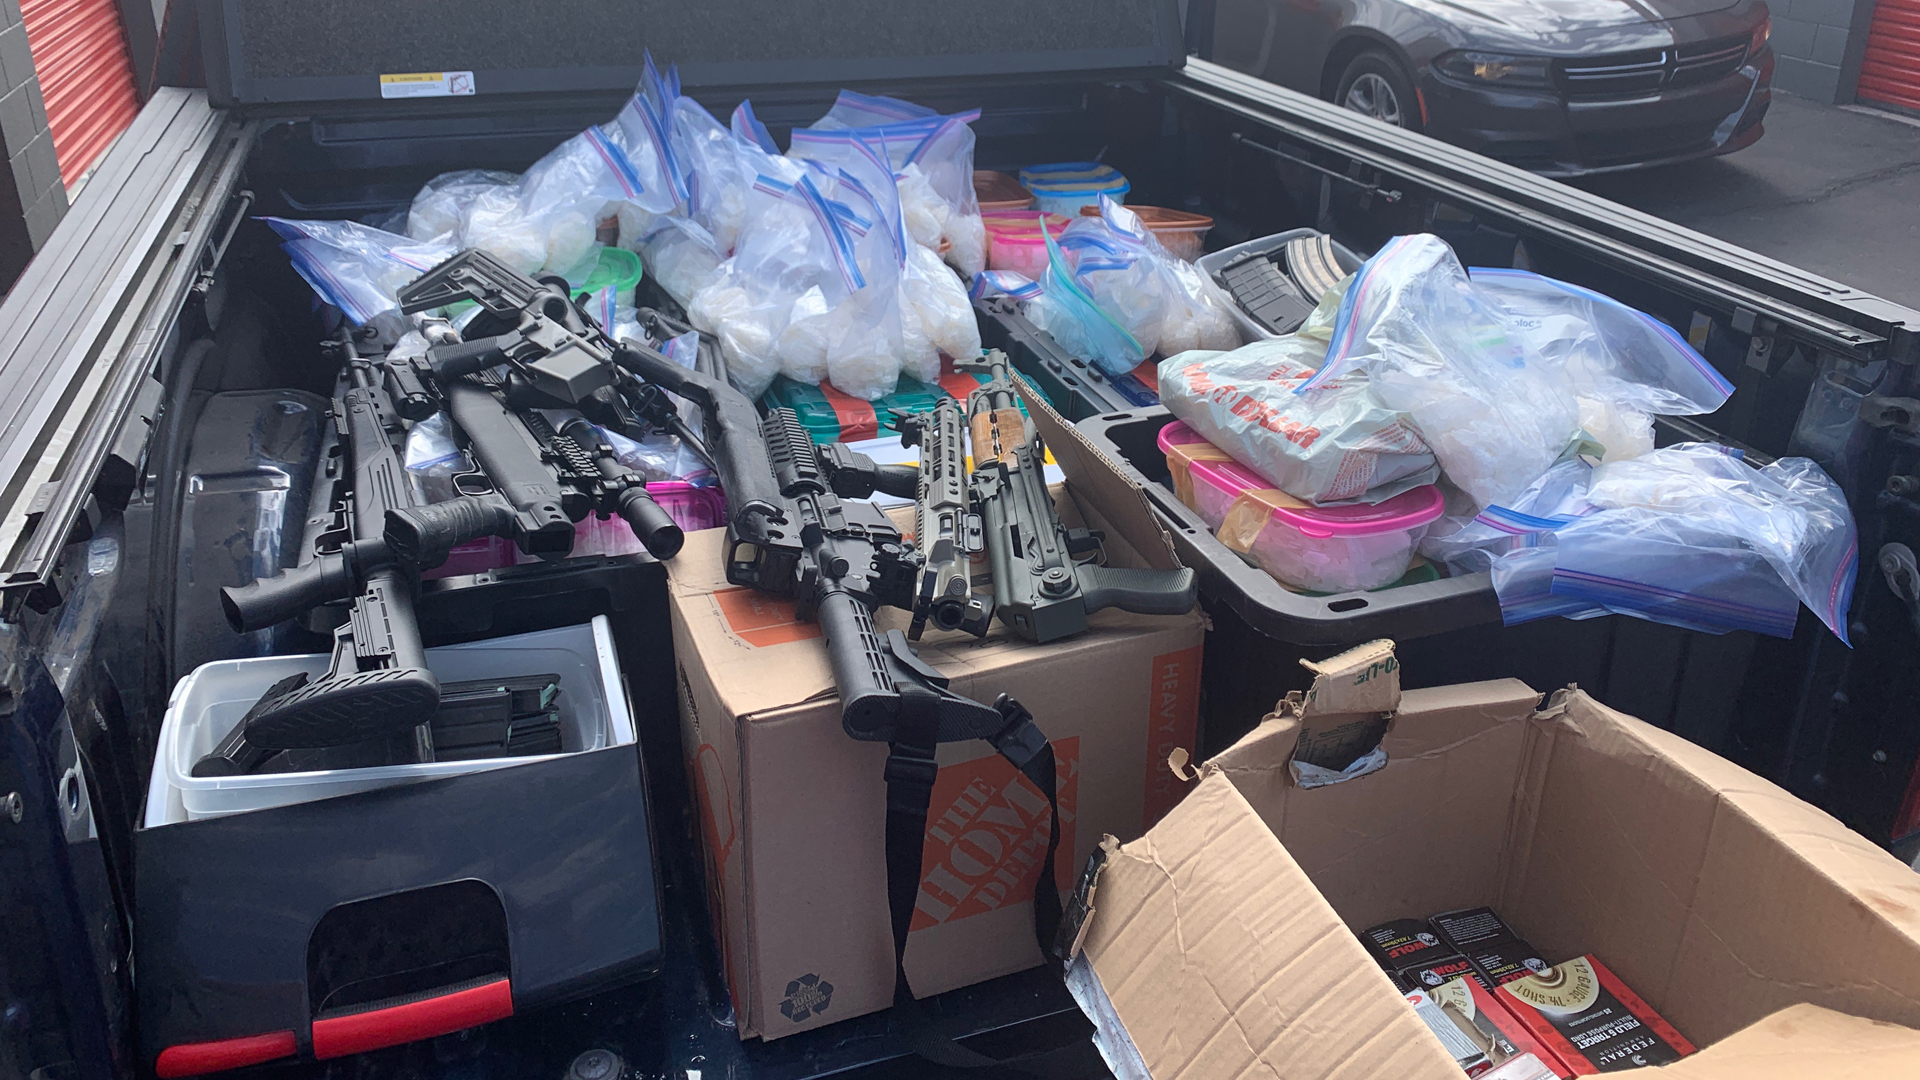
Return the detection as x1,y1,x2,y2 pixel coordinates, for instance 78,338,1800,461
579,247,642,296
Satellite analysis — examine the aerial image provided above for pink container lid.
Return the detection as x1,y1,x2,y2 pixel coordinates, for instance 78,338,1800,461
1158,420,1444,539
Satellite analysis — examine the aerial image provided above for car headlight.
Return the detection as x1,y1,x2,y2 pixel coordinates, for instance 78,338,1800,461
1750,16,1772,56
1434,51,1555,87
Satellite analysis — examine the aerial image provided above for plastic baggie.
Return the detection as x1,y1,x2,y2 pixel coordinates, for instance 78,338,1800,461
1444,444,1858,642
1301,234,1581,510
1471,267,1734,462
800,92,987,275
1024,224,1146,377
406,170,519,245
1059,198,1240,358
264,218,456,327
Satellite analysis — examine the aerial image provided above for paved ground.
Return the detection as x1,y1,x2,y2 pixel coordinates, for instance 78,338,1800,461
1574,94,1920,311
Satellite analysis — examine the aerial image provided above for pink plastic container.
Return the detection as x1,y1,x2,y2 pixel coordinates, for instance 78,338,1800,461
1157,421,1443,592
420,482,728,578
983,210,1072,279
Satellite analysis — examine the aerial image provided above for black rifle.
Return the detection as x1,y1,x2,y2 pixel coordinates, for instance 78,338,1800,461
385,249,781,564
202,329,441,770
724,409,1061,1058
949,350,1197,643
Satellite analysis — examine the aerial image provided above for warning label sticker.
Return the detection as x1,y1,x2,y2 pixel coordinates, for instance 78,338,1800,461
379,71,476,99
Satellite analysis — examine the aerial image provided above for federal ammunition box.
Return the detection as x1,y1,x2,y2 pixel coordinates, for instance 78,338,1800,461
1497,955,1696,1073
1430,906,1523,951
1361,918,1451,973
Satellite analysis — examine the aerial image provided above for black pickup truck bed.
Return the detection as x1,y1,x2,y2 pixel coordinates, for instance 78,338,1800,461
1,2,1916,1077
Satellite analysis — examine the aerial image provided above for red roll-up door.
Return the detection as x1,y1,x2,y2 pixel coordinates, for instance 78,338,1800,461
1860,0,1920,113
19,0,140,186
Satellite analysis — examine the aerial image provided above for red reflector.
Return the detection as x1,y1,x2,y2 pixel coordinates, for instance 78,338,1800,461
311,978,513,1060
155,1030,297,1077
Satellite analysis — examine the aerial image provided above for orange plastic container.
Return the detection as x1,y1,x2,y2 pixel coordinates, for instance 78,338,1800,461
974,170,1034,212
1080,204,1215,262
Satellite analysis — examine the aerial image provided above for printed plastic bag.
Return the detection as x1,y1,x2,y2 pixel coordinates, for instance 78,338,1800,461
1301,234,1581,510
264,218,455,327
1473,268,1734,462
1157,284,1438,505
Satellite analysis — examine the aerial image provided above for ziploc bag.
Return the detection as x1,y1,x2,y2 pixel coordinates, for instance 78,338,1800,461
1062,197,1239,358
1027,224,1146,376
1445,444,1857,642
264,219,455,326
800,91,987,275
1473,267,1734,462
1551,445,1857,642
1156,282,1438,505
1301,234,1580,509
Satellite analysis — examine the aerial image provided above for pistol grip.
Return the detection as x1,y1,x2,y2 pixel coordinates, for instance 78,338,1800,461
1073,563,1198,619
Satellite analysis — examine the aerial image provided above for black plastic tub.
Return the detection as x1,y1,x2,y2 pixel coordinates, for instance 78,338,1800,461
1077,405,1503,647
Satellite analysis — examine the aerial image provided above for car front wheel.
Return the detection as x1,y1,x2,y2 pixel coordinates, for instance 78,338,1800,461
1334,51,1422,133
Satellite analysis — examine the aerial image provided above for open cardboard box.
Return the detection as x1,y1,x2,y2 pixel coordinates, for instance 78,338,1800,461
1064,640,1920,1078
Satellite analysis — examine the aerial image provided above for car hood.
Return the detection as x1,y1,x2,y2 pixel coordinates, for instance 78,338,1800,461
1434,0,1743,32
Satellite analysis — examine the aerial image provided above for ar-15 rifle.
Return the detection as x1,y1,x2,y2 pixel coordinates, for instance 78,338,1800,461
383,249,781,566
893,350,1198,644
724,408,1062,1043
201,328,442,772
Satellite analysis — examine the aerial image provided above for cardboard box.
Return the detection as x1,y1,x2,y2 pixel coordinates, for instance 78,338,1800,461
670,476,1206,1039
1063,641,1920,1078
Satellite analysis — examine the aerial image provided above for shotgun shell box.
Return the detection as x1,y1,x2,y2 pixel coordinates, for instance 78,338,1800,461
1431,906,1524,951
1467,937,1554,988
1404,989,1494,1077
1362,918,1451,973
1431,977,1576,1079
1496,955,1697,1073
1395,952,1491,993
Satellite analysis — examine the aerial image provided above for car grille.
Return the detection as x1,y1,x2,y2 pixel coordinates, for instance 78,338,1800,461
1558,38,1750,99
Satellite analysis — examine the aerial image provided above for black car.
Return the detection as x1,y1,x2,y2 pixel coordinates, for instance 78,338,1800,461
1199,0,1775,174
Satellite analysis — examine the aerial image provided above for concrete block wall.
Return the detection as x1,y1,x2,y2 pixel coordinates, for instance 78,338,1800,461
0,0,67,287
1770,0,1879,104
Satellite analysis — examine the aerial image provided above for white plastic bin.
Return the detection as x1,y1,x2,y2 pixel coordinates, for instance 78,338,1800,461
144,616,632,826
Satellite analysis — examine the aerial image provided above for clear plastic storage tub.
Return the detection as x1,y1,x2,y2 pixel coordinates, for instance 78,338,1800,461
1158,420,1444,593
146,616,632,825
1019,161,1129,217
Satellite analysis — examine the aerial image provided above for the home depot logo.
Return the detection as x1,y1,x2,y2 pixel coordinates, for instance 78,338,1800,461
712,587,822,647
779,973,834,1022
1143,647,1201,830
911,738,1079,932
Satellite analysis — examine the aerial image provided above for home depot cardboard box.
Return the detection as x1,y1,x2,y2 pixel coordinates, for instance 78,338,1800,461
1063,641,1920,1078
669,482,1205,1039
